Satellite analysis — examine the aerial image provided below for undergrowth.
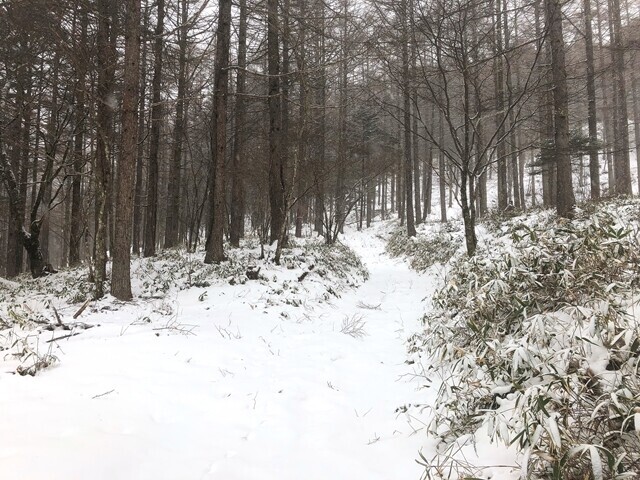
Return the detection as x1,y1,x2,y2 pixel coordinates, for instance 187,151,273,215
386,221,464,271
414,199,640,479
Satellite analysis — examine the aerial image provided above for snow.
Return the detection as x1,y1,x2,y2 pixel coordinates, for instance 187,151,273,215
0,228,435,480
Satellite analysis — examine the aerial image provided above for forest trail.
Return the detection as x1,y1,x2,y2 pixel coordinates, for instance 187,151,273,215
0,228,435,480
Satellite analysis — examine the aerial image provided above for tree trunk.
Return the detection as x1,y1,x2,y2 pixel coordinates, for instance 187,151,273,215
204,0,231,264
335,0,348,237
495,0,508,211
546,0,575,217
608,0,631,195
94,0,117,298
402,0,416,237
624,0,640,189
267,0,285,244
230,0,247,247
0,143,46,278
313,8,326,235
583,0,600,200
294,0,308,239
143,0,164,257
460,170,476,256
438,114,447,222
111,0,141,300
69,6,88,266
133,0,148,256
503,0,521,210
164,0,188,249
594,0,615,193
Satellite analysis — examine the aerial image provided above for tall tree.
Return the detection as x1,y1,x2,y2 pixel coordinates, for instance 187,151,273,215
230,0,247,248
583,0,600,200
401,0,416,237
143,0,165,257
204,0,232,263
133,0,150,255
111,0,141,300
94,0,117,298
495,0,508,210
69,5,89,266
608,0,632,195
267,0,285,244
164,0,189,249
545,0,574,217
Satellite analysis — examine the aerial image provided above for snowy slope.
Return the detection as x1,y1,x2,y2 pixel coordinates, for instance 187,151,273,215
0,229,435,480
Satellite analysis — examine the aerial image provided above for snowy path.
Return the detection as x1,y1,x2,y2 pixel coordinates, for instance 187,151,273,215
0,231,434,480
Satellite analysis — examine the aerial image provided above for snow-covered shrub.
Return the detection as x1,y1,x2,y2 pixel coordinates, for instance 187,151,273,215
305,241,369,286
417,202,640,478
135,248,251,296
387,221,464,271
0,267,94,305
135,239,368,302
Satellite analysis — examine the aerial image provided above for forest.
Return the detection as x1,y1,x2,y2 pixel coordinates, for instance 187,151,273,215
0,0,637,286
1,0,640,478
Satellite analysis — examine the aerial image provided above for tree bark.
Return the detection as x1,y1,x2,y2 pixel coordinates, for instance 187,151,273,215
94,0,117,298
133,0,149,256
267,0,285,244
608,0,632,195
164,0,188,249
70,6,88,266
204,0,231,263
545,0,575,217
143,0,164,257
401,0,416,237
111,0,141,300
495,0,508,211
583,0,600,200
230,0,247,247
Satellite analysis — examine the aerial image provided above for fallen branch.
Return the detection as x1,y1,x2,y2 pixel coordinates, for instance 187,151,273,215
46,332,81,343
51,305,63,326
73,299,91,319
92,389,115,399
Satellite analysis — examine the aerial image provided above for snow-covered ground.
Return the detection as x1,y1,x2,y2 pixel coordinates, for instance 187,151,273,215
0,228,436,480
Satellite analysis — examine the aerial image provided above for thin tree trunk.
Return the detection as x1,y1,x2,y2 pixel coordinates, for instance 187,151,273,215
584,0,600,200
495,0,508,211
70,6,88,266
439,114,447,223
94,0,116,298
595,0,615,192
335,0,348,236
402,0,416,237
164,0,188,249
133,0,149,255
609,0,631,195
143,0,164,256
267,0,285,244
294,0,308,238
503,0,521,209
313,6,326,235
230,0,247,247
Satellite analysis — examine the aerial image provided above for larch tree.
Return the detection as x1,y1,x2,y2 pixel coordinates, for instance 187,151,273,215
94,0,117,298
204,0,232,264
545,0,575,218
164,0,190,250
583,0,600,200
230,0,248,248
111,0,141,300
143,0,165,257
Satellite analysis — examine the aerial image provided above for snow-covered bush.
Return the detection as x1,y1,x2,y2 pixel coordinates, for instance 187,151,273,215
416,202,640,478
387,221,464,271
